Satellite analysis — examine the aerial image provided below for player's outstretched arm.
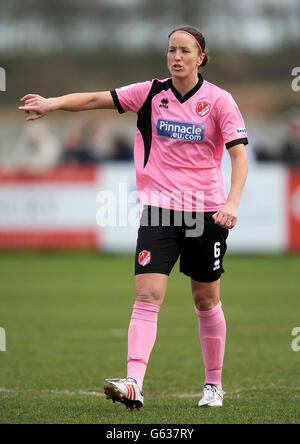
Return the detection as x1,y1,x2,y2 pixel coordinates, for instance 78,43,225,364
19,91,116,121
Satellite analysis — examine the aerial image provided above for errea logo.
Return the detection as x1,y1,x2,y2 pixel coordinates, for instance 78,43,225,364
213,259,220,271
159,98,169,109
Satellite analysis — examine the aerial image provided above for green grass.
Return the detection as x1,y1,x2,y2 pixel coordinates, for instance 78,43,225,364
0,252,299,424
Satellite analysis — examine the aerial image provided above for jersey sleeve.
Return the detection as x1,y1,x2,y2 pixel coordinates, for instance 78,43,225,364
217,92,248,149
111,81,153,114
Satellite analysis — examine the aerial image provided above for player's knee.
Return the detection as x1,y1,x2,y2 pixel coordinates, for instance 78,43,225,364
192,279,220,311
194,299,215,311
136,288,163,306
192,287,219,311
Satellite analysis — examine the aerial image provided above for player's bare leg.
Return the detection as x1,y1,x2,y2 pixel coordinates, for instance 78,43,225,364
191,279,220,311
135,273,168,306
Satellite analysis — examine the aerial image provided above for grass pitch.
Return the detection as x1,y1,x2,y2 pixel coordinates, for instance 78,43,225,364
0,252,299,424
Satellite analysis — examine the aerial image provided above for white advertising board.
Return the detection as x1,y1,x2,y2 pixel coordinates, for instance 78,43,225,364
0,164,287,252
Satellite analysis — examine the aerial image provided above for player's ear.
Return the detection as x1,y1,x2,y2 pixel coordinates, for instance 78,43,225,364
197,53,205,67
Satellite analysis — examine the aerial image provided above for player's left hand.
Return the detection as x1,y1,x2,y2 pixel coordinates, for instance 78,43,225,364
212,202,238,229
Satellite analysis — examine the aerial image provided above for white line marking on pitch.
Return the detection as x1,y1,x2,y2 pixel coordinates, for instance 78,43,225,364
0,387,204,398
0,387,104,397
2,386,296,399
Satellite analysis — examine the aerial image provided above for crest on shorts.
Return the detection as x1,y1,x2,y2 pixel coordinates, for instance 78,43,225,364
196,101,210,117
138,250,151,267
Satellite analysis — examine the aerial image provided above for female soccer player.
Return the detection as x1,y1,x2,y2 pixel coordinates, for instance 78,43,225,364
19,26,248,410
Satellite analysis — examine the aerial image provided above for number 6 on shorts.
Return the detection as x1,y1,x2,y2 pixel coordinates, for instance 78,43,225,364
214,242,221,258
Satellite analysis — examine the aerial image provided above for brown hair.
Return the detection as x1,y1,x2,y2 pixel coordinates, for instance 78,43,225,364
168,26,209,67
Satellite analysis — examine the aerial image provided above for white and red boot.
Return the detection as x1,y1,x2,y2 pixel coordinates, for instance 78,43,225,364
104,377,144,411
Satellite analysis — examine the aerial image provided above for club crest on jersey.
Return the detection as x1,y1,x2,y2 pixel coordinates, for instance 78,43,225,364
196,101,210,117
138,250,151,267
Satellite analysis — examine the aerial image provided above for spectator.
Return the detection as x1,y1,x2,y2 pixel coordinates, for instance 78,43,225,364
279,109,300,166
61,126,98,164
109,135,134,161
15,122,62,174
81,118,111,162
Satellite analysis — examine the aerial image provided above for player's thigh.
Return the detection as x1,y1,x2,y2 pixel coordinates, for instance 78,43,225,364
180,212,229,283
134,207,182,306
134,225,179,306
135,211,181,277
135,273,169,306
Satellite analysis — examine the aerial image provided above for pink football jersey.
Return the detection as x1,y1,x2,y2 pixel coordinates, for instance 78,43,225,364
111,75,248,211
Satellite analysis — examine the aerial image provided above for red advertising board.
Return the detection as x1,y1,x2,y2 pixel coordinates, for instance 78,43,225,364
287,169,300,250
0,230,98,250
0,165,98,184
0,166,101,250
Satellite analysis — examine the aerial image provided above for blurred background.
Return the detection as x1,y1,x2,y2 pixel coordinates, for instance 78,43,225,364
0,0,300,252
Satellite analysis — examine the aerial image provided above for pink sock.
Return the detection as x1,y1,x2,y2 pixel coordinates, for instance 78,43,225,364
195,301,226,387
127,301,160,390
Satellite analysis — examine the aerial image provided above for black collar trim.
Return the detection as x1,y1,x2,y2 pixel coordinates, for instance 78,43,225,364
171,74,204,103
